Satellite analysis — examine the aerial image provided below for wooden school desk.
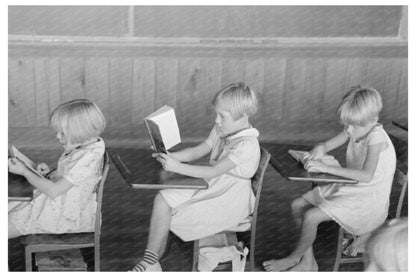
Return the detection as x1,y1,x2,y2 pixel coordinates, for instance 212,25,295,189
392,119,408,132
9,172,33,201
108,148,208,190
262,143,358,184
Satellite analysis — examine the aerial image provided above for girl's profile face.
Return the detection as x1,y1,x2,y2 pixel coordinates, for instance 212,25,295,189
344,123,374,138
56,131,72,149
214,105,243,135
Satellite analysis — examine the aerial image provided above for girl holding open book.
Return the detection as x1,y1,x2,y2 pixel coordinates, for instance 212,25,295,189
263,86,396,271
8,99,106,238
130,83,260,271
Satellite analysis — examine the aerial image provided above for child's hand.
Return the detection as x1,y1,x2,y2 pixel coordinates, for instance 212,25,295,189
304,159,327,173
304,144,326,161
8,157,27,175
155,153,180,172
36,163,51,176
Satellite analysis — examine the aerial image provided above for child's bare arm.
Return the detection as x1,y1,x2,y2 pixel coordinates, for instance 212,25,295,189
305,131,349,160
157,153,236,179
305,143,385,183
168,141,211,162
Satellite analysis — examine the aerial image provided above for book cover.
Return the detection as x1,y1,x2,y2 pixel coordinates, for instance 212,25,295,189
10,145,44,178
144,105,181,153
288,149,341,172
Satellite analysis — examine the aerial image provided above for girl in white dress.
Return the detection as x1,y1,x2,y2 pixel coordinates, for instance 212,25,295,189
131,83,260,271
8,99,106,238
263,86,396,271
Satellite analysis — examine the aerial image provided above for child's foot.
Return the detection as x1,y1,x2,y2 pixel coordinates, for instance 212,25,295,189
263,257,300,272
130,261,162,272
288,256,318,271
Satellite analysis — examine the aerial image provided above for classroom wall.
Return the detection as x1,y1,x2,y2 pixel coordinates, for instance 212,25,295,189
8,6,408,144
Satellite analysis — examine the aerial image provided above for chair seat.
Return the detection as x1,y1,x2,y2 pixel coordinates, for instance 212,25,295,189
21,232,94,246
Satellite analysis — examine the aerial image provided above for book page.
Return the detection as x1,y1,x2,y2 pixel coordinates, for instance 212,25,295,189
288,149,341,172
10,145,44,178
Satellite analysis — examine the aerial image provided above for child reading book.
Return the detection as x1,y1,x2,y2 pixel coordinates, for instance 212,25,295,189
130,82,260,271
263,86,396,271
8,99,106,238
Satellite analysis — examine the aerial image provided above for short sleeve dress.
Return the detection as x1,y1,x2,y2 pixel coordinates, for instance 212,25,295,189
303,125,396,235
160,125,261,241
9,138,105,235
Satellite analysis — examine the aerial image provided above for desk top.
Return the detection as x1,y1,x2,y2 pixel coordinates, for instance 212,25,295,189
263,143,358,184
108,148,208,190
9,172,33,201
392,120,408,132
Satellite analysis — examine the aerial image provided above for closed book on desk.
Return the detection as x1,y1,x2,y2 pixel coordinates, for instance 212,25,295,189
288,150,341,171
144,105,181,153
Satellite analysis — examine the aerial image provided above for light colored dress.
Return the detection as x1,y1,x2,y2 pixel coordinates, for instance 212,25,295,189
303,124,396,235
9,138,105,235
161,125,260,241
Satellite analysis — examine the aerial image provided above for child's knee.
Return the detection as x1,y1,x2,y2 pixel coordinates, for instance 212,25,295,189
154,193,167,207
303,208,327,226
291,197,307,212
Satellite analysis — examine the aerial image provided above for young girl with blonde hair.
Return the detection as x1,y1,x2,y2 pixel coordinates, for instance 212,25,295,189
9,99,106,238
264,86,396,271
130,83,260,271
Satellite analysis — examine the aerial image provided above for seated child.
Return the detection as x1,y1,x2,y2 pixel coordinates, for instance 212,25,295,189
365,217,408,271
130,83,260,271
8,99,106,238
263,86,396,271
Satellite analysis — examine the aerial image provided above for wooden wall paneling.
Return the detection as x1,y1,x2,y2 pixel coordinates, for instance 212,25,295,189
383,58,404,120
132,58,156,124
177,58,201,134
33,58,49,126
85,58,110,122
221,59,245,88
365,58,390,119
345,58,368,89
8,59,20,126
282,58,307,125
262,58,287,127
321,59,349,123
59,58,86,102
244,59,265,124
154,58,178,110
304,58,326,125
108,58,133,126
395,59,408,119
14,59,36,126
198,58,222,136
45,58,61,115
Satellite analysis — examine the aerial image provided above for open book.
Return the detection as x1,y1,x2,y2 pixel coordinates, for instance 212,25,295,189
288,149,341,172
144,105,181,153
10,145,44,178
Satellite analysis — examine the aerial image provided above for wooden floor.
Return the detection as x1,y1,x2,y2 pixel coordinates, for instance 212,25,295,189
8,139,407,272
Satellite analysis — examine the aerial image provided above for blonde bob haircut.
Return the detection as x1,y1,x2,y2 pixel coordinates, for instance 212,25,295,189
212,82,258,120
50,99,106,144
365,218,408,271
337,86,383,127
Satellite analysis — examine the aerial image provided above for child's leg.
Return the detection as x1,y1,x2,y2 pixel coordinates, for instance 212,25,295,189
146,193,172,255
263,206,330,271
288,247,318,271
291,196,312,228
8,220,22,239
131,193,171,271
